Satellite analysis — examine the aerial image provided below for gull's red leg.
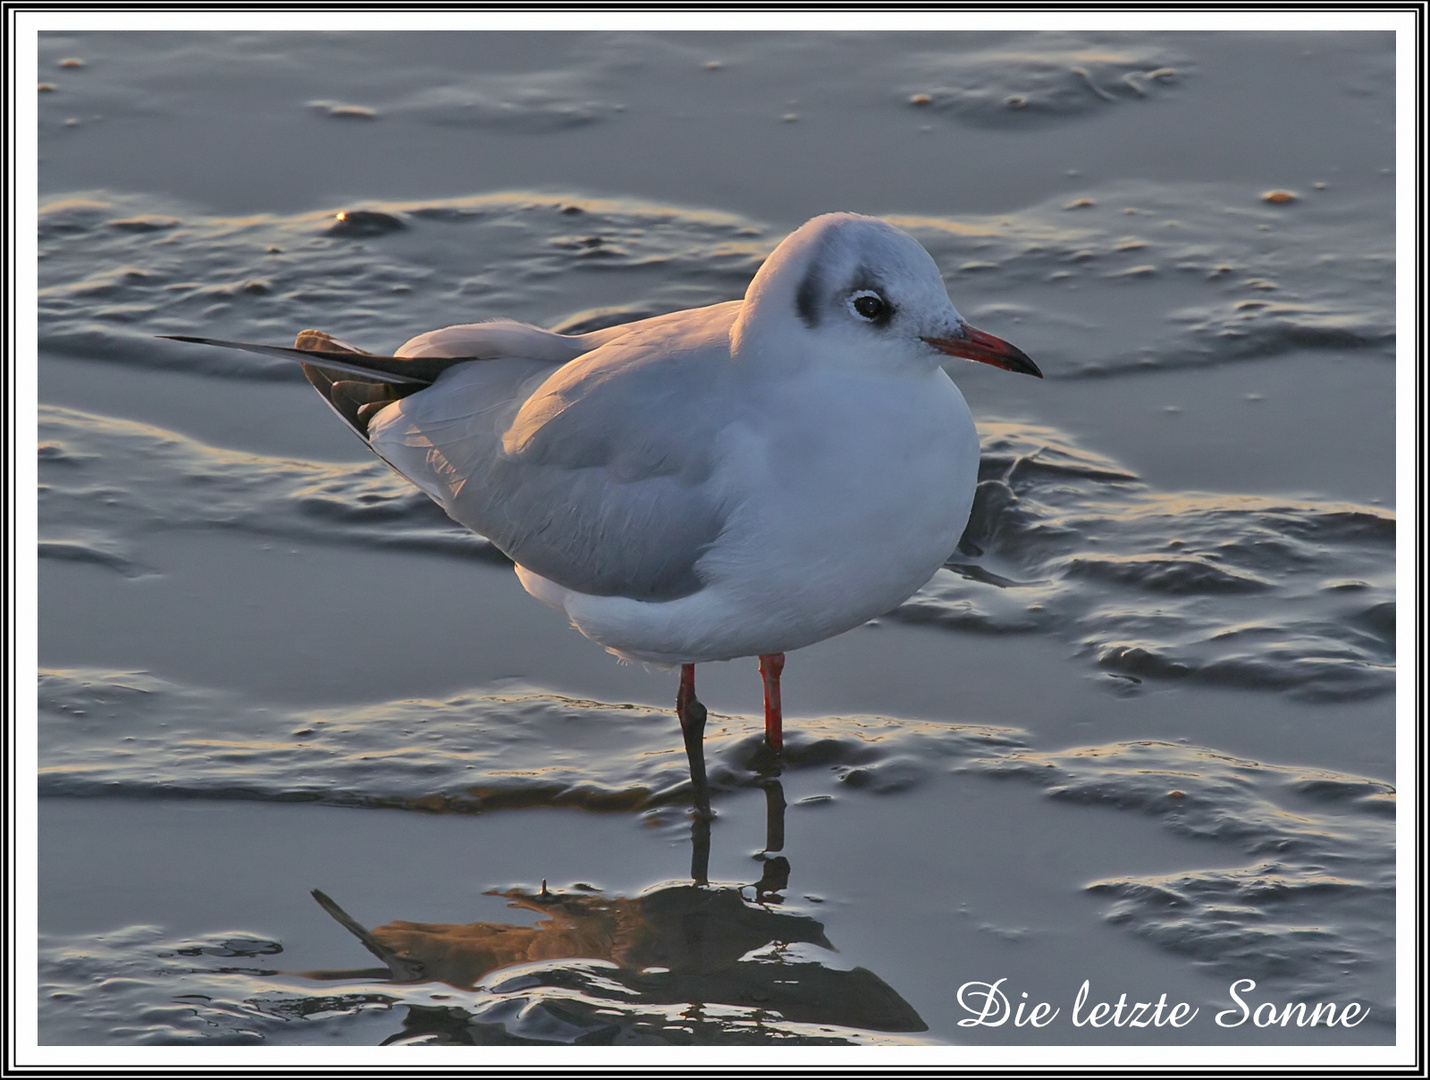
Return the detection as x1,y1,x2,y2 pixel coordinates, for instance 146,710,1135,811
676,663,712,819
759,652,785,754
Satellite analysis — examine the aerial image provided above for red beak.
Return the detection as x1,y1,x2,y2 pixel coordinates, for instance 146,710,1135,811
924,323,1042,378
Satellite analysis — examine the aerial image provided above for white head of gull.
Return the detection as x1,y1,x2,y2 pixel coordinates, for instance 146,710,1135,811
164,212,1041,818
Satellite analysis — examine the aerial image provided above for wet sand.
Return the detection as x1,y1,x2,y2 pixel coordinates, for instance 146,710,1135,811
30,25,1401,1058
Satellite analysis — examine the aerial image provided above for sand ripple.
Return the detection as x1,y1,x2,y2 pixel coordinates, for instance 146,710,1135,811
976,740,1392,1011
39,405,504,565
40,406,1392,703
907,34,1186,126
897,423,1393,701
38,180,1390,387
39,666,1392,1026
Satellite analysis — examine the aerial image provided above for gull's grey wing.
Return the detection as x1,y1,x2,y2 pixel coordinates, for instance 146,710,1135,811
164,310,739,602
369,307,739,602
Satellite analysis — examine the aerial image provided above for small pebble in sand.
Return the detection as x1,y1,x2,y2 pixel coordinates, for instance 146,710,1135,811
1005,94,1028,109
328,209,405,236
63,118,80,127
309,100,377,120
57,57,85,69
1262,189,1297,204
1065,198,1095,209
1167,790,1186,799
38,82,56,92
909,93,932,106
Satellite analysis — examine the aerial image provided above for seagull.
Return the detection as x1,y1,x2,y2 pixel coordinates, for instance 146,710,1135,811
164,212,1040,818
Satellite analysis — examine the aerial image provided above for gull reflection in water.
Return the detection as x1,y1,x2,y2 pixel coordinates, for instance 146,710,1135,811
305,781,926,1043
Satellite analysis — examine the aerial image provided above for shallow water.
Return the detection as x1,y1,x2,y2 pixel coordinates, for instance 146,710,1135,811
33,28,1397,1051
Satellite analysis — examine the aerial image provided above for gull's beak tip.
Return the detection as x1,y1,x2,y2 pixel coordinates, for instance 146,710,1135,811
925,323,1043,379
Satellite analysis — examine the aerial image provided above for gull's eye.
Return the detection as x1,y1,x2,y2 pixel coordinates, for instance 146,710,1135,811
849,290,890,323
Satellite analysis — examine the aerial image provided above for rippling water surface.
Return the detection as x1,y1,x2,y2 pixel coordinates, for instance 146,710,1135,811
34,28,1397,1050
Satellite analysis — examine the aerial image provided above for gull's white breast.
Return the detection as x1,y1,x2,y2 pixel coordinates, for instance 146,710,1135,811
529,364,980,664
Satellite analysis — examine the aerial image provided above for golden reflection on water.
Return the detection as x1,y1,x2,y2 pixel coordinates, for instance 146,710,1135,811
304,781,926,1040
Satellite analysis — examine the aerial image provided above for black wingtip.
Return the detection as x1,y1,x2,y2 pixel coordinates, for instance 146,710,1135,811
157,333,465,386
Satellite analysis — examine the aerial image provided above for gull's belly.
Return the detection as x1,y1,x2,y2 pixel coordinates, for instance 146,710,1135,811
522,371,980,664
703,377,979,650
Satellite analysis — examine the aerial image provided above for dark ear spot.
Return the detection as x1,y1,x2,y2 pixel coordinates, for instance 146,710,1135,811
795,264,822,328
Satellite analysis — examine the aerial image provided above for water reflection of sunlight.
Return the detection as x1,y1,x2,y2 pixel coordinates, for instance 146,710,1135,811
304,781,926,1043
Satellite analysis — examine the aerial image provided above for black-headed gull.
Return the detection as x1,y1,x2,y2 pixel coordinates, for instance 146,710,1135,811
166,212,1040,817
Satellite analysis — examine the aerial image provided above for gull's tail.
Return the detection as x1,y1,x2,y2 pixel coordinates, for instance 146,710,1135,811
160,331,476,437
290,329,407,437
